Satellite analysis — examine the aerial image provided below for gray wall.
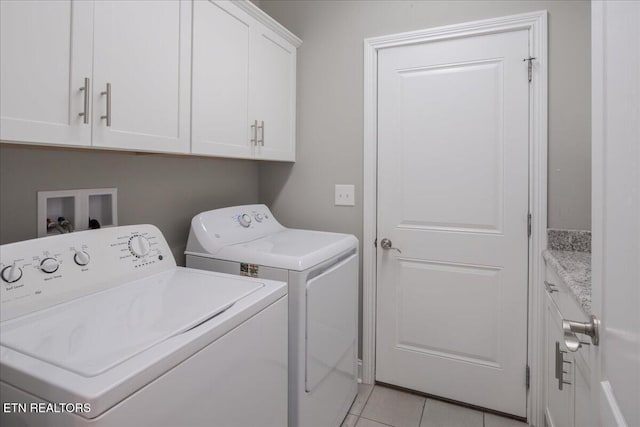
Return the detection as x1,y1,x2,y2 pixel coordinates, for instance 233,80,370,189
258,0,591,356
258,0,591,233
0,145,259,264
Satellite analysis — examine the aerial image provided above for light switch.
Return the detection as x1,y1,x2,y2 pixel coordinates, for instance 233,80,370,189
335,184,355,206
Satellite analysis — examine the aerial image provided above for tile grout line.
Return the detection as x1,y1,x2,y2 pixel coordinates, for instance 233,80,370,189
351,384,375,426
363,384,375,410
358,384,375,418
418,397,427,427
359,415,395,427
356,384,525,427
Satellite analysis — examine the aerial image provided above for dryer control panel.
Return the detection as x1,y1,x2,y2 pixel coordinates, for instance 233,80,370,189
186,204,286,256
0,225,175,321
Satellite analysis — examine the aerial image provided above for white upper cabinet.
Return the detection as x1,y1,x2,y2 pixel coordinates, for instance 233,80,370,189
191,1,252,158
249,24,297,161
192,0,300,161
0,0,299,160
0,0,93,147
92,0,191,153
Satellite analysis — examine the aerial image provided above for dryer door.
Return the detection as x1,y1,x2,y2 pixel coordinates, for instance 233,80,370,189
305,252,358,392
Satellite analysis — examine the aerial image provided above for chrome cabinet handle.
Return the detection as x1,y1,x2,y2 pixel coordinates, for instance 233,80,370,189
258,120,264,146
563,315,600,351
250,120,258,145
544,280,559,293
101,83,111,127
78,77,90,124
380,238,401,254
555,342,572,390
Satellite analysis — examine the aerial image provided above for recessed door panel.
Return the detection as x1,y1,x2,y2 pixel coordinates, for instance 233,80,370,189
396,260,502,367
398,60,504,233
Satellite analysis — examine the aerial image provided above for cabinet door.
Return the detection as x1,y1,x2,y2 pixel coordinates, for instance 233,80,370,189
191,1,253,158
0,0,93,146
249,26,296,161
573,356,593,427
92,0,191,153
545,292,574,427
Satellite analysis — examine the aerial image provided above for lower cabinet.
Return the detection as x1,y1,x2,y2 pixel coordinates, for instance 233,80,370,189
544,291,573,427
573,353,593,427
543,265,595,427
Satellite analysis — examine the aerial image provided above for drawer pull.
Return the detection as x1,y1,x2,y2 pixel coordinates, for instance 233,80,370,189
101,83,111,127
555,342,572,390
258,120,264,146
78,77,90,124
544,280,559,293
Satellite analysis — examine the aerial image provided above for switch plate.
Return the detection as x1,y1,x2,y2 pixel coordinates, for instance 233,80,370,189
335,184,355,206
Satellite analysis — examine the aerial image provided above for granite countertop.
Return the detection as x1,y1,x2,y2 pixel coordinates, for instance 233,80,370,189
543,249,592,315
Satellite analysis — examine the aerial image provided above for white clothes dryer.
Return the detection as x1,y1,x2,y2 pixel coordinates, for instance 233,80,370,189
186,204,358,427
0,225,287,427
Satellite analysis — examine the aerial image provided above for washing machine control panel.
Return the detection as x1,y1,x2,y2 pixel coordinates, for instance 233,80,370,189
0,225,175,321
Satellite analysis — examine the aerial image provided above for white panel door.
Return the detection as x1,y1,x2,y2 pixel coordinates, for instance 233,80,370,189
92,0,191,153
191,1,253,158
591,2,640,426
250,26,296,161
0,0,93,146
376,29,530,416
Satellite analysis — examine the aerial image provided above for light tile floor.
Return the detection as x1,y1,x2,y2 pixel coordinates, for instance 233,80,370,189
343,385,529,427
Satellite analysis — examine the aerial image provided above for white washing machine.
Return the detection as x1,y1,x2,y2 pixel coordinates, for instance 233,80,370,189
185,204,359,427
0,224,288,427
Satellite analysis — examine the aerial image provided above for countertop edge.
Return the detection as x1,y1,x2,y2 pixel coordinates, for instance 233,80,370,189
543,249,592,316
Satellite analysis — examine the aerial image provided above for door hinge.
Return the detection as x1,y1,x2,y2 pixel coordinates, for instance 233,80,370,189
523,56,536,82
374,238,377,248
527,213,532,237
526,365,531,390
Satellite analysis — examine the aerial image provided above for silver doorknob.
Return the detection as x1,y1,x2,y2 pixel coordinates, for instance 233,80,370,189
380,238,401,254
562,315,600,351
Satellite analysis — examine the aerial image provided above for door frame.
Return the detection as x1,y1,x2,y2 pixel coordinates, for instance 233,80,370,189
362,11,547,424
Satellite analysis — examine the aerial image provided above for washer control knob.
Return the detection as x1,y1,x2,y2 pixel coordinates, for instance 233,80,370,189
239,214,252,228
74,250,90,266
40,257,60,274
254,213,264,222
129,235,151,258
1,263,23,283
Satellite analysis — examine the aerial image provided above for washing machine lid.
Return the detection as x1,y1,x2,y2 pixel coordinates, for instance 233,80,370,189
0,269,263,377
212,229,358,271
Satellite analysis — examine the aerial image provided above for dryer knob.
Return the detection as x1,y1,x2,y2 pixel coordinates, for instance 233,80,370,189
254,213,264,222
239,214,252,228
1,263,23,283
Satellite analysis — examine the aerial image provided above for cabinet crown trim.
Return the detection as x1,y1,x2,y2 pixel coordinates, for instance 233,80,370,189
234,0,302,47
